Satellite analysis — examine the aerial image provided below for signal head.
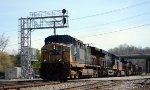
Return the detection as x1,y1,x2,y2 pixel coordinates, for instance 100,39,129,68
62,9,66,14
62,18,66,24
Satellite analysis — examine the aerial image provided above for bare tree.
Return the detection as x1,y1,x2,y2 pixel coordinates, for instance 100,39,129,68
108,43,150,55
0,33,12,72
0,33,8,52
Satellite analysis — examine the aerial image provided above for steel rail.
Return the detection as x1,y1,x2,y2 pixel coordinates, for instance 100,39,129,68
0,81,60,90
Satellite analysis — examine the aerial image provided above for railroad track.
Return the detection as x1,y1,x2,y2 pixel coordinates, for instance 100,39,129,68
63,81,122,90
1,78,150,90
0,81,60,90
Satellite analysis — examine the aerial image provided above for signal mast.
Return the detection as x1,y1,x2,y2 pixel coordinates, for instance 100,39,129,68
18,9,69,79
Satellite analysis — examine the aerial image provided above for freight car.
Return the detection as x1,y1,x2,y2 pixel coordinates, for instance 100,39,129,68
40,35,142,81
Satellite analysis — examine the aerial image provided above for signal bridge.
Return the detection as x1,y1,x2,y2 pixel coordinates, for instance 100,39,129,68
18,9,69,79
119,54,150,74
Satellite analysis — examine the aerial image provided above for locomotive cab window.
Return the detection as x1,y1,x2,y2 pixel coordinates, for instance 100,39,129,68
57,46,62,51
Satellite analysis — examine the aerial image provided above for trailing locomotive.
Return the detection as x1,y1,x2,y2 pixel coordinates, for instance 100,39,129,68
40,35,142,81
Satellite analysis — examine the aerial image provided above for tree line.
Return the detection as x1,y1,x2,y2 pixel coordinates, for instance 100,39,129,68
108,43,150,55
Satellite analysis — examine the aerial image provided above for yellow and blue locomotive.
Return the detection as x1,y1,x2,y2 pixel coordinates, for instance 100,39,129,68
40,35,142,81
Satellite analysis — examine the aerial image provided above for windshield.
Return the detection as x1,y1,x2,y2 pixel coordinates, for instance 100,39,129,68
42,44,70,63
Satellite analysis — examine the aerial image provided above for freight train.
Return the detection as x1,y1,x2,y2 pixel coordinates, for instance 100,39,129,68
40,35,142,81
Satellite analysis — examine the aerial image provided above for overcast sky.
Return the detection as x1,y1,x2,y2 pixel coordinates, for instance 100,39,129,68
0,0,150,54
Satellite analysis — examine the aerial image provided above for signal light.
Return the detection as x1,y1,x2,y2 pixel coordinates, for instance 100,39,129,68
62,9,66,14
62,18,66,24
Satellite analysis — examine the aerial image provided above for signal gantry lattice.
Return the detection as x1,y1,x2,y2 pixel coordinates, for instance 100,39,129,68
18,9,69,79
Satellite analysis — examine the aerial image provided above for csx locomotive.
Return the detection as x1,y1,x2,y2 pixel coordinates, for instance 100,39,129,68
40,35,142,81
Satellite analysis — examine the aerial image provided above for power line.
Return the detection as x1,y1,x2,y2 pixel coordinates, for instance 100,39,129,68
30,24,150,41
70,0,150,20
71,11,150,31
2,1,150,35
6,24,150,49
5,1,150,47
7,44,18,47
83,24,150,38
94,12,150,27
